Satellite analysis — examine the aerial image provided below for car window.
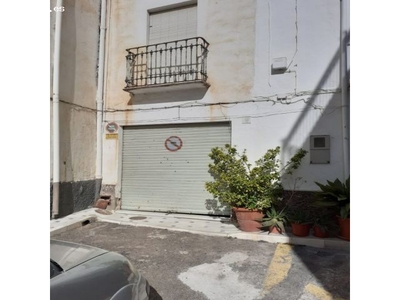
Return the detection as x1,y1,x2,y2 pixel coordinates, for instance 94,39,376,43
50,259,63,279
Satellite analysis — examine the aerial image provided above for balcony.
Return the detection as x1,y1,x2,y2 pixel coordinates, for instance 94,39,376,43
123,37,209,95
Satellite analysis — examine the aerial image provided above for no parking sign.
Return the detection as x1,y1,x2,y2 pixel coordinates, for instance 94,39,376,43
165,136,183,152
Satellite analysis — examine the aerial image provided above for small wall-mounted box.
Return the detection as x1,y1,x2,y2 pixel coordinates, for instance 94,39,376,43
310,135,330,164
272,57,287,70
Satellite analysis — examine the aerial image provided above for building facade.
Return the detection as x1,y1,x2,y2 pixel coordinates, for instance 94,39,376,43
50,0,101,217
51,0,350,217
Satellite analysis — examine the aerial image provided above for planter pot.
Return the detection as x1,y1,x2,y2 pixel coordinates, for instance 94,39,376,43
269,226,285,234
232,207,264,232
337,217,350,241
313,225,329,238
94,199,109,209
291,223,311,237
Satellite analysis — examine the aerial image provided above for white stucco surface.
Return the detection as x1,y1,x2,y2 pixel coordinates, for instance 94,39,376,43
50,0,100,182
101,0,345,190
48,0,348,198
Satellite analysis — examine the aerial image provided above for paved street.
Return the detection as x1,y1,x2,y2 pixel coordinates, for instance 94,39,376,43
52,221,350,300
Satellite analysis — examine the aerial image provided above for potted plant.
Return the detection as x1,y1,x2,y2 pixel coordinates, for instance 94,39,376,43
258,206,288,234
288,210,312,237
205,145,307,232
313,177,350,240
312,214,337,238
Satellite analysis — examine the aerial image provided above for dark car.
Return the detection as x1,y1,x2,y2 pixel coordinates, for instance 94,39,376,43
50,240,150,300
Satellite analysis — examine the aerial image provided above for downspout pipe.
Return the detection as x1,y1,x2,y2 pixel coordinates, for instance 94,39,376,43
52,0,63,219
340,0,350,180
95,0,107,198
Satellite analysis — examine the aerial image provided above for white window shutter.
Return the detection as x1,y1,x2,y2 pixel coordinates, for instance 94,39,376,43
149,6,197,44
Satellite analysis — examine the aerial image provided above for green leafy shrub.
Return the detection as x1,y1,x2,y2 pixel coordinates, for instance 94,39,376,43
205,145,307,211
313,177,350,219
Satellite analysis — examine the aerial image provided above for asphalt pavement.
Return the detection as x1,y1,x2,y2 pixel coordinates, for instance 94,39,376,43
52,221,350,300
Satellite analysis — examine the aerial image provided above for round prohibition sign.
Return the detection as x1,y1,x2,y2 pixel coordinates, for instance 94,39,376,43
165,136,183,152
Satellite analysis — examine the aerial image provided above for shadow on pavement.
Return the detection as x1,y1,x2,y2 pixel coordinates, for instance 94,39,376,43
292,245,350,299
149,286,163,300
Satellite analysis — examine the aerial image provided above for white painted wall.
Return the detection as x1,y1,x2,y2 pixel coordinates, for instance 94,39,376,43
102,0,345,191
50,0,100,182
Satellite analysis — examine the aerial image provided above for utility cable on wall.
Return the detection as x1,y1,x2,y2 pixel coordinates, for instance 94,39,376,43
285,0,298,72
50,87,342,115
50,98,98,113
50,99,346,126
284,0,299,94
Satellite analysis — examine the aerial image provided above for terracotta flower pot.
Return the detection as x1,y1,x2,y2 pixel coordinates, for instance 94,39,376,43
94,199,109,209
291,223,311,237
232,207,264,232
313,225,329,238
337,217,350,241
269,226,284,234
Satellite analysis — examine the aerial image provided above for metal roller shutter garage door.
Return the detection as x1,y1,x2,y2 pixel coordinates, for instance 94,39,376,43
120,122,231,215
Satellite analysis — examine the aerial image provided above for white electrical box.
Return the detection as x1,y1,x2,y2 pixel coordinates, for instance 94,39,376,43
310,135,330,164
272,57,287,70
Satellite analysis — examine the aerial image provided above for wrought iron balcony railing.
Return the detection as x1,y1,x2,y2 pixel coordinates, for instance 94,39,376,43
124,37,209,91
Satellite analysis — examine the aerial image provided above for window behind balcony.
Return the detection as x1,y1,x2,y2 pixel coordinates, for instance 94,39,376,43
148,5,197,45
125,5,202,87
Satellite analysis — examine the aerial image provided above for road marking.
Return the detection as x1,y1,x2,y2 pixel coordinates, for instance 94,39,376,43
262,244,293,294
178,252,261,300
304,283,346,300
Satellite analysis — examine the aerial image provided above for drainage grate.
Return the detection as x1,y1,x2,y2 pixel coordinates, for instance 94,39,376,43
130,216,147,221
81,220,91,226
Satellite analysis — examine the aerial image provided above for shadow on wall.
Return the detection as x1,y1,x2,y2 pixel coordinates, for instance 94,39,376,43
127,85,209,105
278,32,350,300
54,0,77,218
205,198,230,216
280,32,350,199
281,32,350,176
203,31,350,300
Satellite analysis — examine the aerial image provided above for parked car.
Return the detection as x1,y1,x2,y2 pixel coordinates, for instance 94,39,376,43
50,240,150,300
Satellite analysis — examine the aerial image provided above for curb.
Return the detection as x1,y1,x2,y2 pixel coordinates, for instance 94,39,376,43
50,216,97,237
50,211,350,250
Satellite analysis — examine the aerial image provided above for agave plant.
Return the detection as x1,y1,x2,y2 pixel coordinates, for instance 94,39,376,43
259,206,287,233
313,177,350,219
